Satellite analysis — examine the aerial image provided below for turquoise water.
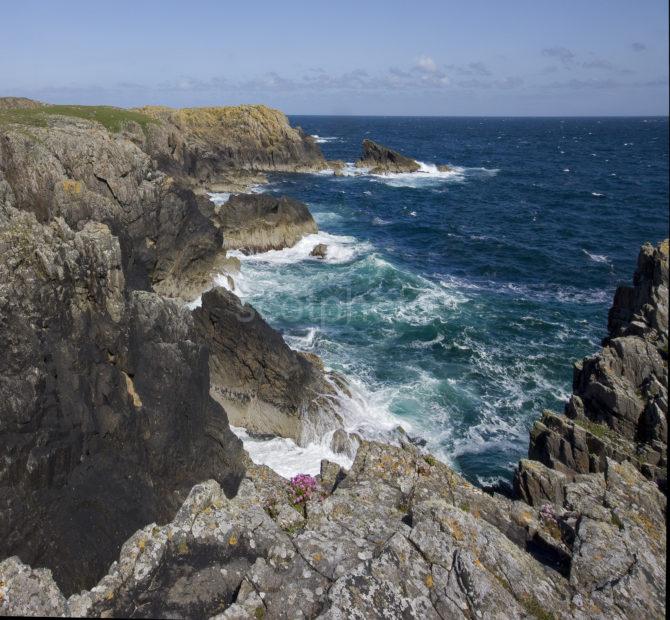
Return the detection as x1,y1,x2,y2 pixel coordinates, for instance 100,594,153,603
227,116,669,485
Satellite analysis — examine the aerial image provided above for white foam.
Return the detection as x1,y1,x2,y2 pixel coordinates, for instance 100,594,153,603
208,191,231,206
582,249,609,264
310,134,340,144
232,427,352,478
228,232,369,266
591,192,604,197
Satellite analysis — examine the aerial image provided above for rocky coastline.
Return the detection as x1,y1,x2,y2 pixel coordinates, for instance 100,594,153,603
0,98,666,618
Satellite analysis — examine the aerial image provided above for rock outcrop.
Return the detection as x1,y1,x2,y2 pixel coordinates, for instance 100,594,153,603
310,243,328,258
356,139,421,174
136,105,327,189
0,113,225,300
0,206,245,595
517,240,668,494
193,287,344,444
215,193,318,254
2,439,665,618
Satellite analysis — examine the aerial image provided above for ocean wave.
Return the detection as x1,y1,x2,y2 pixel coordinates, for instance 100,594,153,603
310,134,340,143
232,426,353,478
582,249,609,264
207,191,231,205
228,231,370,266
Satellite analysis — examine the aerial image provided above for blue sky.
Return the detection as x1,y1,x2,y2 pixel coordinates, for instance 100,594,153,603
2,0,668,115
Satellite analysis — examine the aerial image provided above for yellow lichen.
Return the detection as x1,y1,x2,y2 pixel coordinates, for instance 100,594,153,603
177,541,189,555
61,179,83,195
228,534,238,546
425,574,434,589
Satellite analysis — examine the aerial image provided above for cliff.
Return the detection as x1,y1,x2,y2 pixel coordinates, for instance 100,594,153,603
517,240,668,495
0,205,245,595
0,96,665,618
135,104,327,188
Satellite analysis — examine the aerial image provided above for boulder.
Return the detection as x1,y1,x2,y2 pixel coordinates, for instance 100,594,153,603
355,138,420,174
310,242,328,258
216,193,318,254
192,287,344,445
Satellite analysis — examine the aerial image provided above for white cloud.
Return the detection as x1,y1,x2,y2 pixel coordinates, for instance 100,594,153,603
415,55,438,73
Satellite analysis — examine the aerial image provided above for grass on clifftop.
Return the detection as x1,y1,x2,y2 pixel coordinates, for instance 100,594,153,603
0,105,157,133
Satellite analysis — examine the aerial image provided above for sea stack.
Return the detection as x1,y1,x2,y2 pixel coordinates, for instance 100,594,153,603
356,139,421,174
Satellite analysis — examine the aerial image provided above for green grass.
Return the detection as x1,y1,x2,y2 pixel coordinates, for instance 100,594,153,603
572,417,614,440
0,104,157,133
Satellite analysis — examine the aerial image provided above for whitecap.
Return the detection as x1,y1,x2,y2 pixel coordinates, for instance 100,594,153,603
228,231,370,266
591,192,604,197
208,191,231,205
310,134,340,144
582,249,609,264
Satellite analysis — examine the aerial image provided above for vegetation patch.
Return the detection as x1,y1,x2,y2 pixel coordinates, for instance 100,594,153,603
0,104,157,134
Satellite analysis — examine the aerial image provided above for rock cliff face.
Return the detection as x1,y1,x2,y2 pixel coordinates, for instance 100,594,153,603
0,206,245,595
356,138,421,174
136,105,327,188
215,193,318,254
2,439,665,618
517,240,668,493
193,287,344,444
0,113,225,300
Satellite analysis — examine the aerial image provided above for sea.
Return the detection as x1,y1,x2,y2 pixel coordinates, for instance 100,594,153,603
210,116,669,486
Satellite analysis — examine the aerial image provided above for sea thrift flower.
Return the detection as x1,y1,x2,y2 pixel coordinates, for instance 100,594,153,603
289,474,318,505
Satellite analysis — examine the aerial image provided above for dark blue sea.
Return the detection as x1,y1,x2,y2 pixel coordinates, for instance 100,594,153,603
222,116,669,484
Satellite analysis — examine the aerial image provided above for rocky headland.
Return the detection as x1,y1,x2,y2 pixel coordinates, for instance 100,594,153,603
0,97,666,618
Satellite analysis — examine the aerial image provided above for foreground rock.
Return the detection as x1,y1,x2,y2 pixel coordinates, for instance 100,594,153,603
193,287,344,444
215,193,318,254
2,438,665,618
0,206,245,595
517,240,668,493
356,138,421,174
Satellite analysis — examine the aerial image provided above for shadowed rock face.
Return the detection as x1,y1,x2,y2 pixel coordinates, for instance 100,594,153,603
356,138,421,174
193,287,343,444
216,193,318,254
0,207,245,595
516,240,668,493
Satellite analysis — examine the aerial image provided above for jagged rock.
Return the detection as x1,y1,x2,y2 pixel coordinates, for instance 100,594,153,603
437,163,452,172
216,193,318,254
515,458,569,506
525,240,668,489
329,428,359,457
320,459,347,493
310,242,328,258
0,96,43,109
136,104,327,186
9,440,664,618
193,287,344,445
0,207,245,595
356,139,421,174
0,114,225,300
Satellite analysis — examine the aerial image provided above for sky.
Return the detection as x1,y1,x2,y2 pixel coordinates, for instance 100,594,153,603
1,0,668,115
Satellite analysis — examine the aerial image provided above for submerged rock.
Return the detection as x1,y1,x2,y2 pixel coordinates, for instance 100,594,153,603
216,193,318,254
356,138,421,174
310,242,328,258
193,287,344,445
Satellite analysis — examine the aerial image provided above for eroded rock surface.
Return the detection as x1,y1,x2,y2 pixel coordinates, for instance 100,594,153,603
519,240,668,492
3,440,664,618
193,287,344,444
216,193,318,254
0,207,245,595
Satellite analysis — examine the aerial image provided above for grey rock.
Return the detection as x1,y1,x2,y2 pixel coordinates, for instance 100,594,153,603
355,139,420,174
310,243,328,258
